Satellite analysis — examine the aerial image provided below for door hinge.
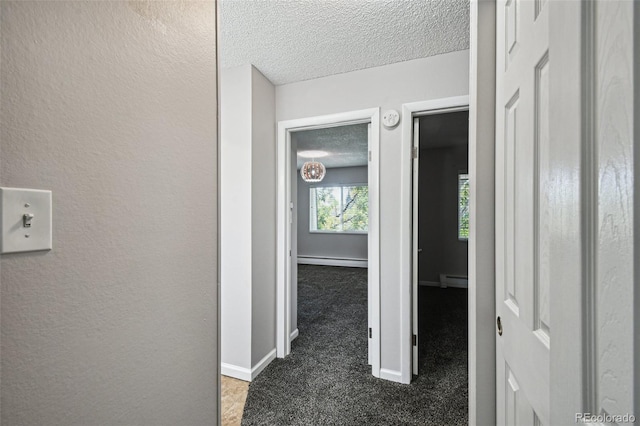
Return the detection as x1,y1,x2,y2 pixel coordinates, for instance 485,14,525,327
289,250,291,257
412,147,418,159
368,151,372,161
412,334,417,346
369,328,372,338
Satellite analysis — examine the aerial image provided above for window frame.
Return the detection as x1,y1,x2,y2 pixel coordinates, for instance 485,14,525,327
309,183,369,234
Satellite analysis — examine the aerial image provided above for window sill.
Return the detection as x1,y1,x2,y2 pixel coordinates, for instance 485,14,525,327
309,230,368,235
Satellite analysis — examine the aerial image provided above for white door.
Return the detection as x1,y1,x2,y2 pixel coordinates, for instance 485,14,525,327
495,0,550,425
411,117,420,376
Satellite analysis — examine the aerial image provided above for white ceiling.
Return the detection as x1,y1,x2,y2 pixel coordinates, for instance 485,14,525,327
219,0,470,85
293,124,368,169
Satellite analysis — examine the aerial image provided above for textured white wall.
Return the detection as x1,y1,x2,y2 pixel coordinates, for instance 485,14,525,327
276,51,469,372
0,2,218,425
221,65,253,370
250,67,277,366
221,65,277,373
296,166,369,260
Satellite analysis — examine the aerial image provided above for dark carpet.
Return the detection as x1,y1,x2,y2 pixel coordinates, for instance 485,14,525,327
241,265,468,425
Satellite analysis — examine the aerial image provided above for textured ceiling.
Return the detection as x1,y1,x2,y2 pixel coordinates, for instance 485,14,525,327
293,124,368,169
220,0,470,85
419,110,469,149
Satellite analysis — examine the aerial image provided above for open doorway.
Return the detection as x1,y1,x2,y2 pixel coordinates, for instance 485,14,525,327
276,109,381,378
289,122,370,367
411,109,469,392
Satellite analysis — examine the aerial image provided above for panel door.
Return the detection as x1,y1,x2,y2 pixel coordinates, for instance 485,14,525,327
495,0,551,424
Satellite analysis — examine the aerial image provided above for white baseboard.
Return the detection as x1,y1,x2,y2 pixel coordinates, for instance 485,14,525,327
250,348,276,380
221,348,277,382
419,279,468,289
379,368,403,383
221,363,251,382
290,328,299,341
297,256,367,268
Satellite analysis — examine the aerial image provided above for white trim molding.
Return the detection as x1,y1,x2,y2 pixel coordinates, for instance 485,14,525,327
400,95,469,385
221,363,251,382
297,256,368,268
276,108,381,380
250,349,277,380
379,368,403,383
220,348,277,382
290,328,299,342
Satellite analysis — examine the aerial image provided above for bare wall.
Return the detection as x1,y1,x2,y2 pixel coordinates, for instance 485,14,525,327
250,66,276,366
297,166,368,260
0,2,218,425
221,65,253,370
221,64,277,375
418,146,468,282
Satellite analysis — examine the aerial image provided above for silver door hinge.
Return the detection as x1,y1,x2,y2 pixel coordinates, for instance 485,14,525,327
369,328,372,338
412,334,417,346
412,147,418,159
368,151,372,161
289,250,291,257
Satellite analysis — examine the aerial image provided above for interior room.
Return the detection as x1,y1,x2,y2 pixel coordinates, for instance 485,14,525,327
415,111,469,400
0,1,636,426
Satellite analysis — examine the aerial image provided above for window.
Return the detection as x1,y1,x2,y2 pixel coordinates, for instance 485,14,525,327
310,185,368,233
458,173,470,240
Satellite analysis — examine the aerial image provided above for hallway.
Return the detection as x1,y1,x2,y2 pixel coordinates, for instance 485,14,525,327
241,265,467,425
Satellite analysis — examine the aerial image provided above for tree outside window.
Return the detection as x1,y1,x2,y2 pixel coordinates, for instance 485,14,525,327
458,173,469,240
310,185,368,233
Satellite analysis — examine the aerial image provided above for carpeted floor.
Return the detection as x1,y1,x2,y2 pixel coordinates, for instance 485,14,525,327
242,265,468,425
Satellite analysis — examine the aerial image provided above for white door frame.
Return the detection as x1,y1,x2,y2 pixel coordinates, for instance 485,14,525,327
400,96,469,385
276,108,381,378
467,1,498,424
407,101,470,378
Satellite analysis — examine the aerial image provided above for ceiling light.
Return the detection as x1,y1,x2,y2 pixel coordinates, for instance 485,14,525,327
298,150,329,159
300,160,326,183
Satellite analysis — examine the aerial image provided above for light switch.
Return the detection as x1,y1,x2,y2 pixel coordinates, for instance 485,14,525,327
1,187,52,254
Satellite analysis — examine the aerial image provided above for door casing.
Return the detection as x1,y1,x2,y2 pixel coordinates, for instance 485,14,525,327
400,96,470,385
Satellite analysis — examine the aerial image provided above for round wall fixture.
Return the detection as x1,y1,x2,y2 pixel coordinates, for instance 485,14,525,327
382,109,400,129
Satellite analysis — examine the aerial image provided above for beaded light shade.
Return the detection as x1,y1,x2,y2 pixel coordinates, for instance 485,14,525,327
300,160,326,182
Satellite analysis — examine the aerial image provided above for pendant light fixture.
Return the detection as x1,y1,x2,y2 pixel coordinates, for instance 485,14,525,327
298,150,328,183
300,160,326,182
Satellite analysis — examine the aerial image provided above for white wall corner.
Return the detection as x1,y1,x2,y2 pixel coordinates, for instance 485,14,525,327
250,349,277,381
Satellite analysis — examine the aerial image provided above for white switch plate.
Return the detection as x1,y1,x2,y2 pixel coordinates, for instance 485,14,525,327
1,187,52,254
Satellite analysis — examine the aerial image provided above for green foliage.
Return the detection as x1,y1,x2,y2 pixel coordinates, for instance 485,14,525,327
342,186,368,231
312,185,368,232
315,187,341,231
458,175,470,239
